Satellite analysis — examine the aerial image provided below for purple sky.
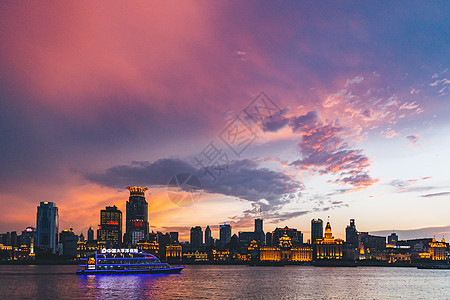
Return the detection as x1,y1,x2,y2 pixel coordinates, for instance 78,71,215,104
1,1,449,240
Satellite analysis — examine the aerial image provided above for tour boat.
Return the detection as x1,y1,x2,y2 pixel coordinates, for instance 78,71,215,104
77,248,184,275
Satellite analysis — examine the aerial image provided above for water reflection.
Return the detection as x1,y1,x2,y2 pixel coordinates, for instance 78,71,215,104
78,273,185,299
1,265,449,299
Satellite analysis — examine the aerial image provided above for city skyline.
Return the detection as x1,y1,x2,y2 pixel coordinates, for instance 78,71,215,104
0,2,449,240
2,193,449,243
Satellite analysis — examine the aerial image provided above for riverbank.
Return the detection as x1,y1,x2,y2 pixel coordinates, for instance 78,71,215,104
2,259,446,268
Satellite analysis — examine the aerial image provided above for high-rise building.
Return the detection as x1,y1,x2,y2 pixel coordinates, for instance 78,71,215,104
21,227,35,251
36,202,59,254
169,232,179,244
205,226,212,246
87,226,94,241
219,223,232,247
388,232,398,246
345,219,358,246
254,218,265,243
255,219,263,232
124,186,149,246
311,219,323,244
59,228,78,257
266,232,273,246
97,205,122,247
190,226,203,250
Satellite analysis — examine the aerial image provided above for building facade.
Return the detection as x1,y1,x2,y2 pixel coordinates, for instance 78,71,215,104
36,202,59,254
314,222,343,260
205,226,212,246
190,226,203,250
259,234,313,262
97,205,122,246
345,219,358,246
311,219,323,244
124,186,149,246
219,224,231,247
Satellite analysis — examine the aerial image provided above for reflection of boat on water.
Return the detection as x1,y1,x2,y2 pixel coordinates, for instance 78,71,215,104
417,264,450,270
77,248,184,275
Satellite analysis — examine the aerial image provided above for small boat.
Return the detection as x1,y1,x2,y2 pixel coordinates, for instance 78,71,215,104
417,263,450,270
77,248,184,275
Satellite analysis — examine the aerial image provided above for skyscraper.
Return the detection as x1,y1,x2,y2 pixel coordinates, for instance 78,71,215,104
190,226,203,250
311,218,323,244
255,218,263,233
266,232,273,246
219,223,231,247
125,186,149,246
205,225,212,246
254,218,265,243
21,227,35,251
169,232,179,244
36,202,59,254
87,226,94,241
97,205,122,247
345,219,358,246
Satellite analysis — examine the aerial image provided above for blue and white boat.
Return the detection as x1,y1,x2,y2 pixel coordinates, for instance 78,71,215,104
77,248,184,275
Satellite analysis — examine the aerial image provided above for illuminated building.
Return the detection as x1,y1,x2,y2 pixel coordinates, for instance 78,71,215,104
166,245,182,262
272,226,303,246
259,234,313,262
388,232,398,246
314,222,343,260
184,250,208,262
0,244,33,261
77,240,106,258
219,223,231,247
190,226,203,250
425,238,448,261
388,253,411,263
36,202,59,254
124,186,149,246
136,241,159,257
20,227,35,252
238,232,255,253
211,249,230,261
358,232,386,251
311,219,323,244
247,239,259,261
97,205,122,247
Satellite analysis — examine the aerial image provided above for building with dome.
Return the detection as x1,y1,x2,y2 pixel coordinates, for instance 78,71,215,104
314,221,343,260
259,233,312,262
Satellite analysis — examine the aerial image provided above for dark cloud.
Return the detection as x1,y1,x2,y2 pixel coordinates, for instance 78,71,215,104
289,111,320,133
371,225,450,240
406,134,421,146
84,158,303,209
421,192,450,198
390,176,433,193
261,108,290,132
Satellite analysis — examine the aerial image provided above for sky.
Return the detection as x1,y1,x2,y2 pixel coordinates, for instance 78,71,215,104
1,1,449,241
